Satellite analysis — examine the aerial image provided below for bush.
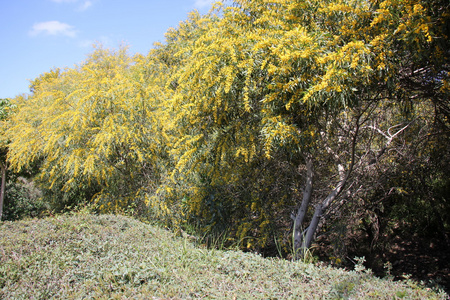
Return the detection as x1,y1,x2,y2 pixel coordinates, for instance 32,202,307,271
2,176,49,221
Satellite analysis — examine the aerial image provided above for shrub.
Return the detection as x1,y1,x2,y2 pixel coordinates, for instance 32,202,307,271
0,214,447,299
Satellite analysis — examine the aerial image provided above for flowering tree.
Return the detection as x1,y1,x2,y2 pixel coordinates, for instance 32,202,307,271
166,0,449,255
6,47,170,212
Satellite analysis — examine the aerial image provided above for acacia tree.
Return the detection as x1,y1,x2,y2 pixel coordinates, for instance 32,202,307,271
6,46,171,212
167,0,449,256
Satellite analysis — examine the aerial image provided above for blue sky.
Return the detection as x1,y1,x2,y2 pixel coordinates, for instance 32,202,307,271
0,0,216,99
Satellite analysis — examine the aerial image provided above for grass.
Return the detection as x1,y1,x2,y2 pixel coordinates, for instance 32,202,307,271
0,213,448,299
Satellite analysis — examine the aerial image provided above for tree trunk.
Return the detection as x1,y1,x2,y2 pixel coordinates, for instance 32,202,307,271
0,163,6,221
292,157,313,259
301,179,346,252
297,122,359,257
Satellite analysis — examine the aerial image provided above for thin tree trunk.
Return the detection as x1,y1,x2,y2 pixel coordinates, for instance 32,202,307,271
0,163,6,221
292,157,313,259
298,120,361,258
301,178,346,251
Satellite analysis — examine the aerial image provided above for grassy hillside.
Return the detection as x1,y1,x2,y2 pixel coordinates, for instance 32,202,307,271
0,214,447,299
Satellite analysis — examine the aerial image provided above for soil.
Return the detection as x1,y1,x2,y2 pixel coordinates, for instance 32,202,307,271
379,234,450,294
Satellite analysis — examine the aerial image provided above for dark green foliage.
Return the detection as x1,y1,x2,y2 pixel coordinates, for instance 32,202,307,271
2,176,49,221
35,172,101,214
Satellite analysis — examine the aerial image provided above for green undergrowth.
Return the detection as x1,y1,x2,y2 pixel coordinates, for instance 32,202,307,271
0,213,447,299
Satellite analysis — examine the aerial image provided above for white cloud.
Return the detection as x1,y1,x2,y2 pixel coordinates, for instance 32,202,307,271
77,1,92,11
194,0,215,9
29,21,77,38
50,0,93,11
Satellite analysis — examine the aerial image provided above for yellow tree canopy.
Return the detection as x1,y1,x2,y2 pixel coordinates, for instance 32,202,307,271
164,0,449,247
7,46,171,210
